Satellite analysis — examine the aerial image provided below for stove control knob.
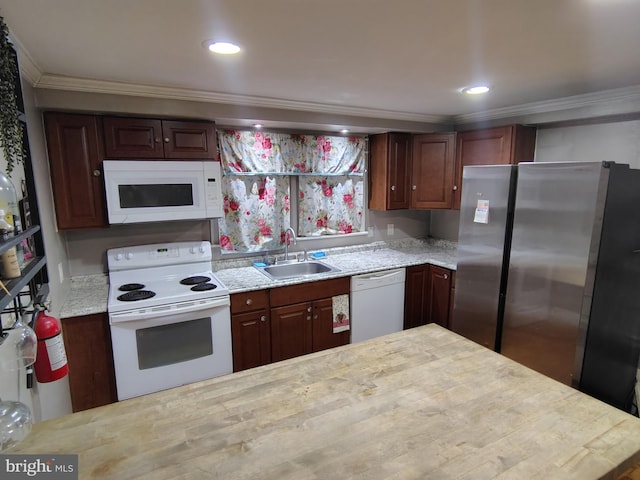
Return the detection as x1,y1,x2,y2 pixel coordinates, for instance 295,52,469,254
125,252,133,260
114,253,123,261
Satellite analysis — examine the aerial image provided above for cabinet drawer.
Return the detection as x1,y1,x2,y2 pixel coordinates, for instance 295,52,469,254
270,277,350,308
231,290,269,314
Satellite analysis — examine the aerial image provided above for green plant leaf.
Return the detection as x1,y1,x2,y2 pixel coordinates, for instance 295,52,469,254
0,16,26,177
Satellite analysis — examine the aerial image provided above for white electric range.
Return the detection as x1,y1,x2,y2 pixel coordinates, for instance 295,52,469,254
107,241,232,400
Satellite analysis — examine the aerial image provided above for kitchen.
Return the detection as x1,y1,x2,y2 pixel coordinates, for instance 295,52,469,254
3,1,640,477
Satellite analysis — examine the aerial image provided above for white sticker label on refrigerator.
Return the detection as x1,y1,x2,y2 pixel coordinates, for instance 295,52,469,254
474,200,490,224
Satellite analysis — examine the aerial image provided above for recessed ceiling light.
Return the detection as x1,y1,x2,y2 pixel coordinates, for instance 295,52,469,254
207,42,241,55
461,85,490,95
340,129,349,134
254,124,263,129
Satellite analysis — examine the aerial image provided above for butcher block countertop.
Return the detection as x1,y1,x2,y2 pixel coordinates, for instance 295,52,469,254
11,325,640,479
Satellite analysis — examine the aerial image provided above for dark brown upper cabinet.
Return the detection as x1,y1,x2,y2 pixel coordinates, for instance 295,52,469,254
103,117,216,159
44,112,108,229
453,125,536,209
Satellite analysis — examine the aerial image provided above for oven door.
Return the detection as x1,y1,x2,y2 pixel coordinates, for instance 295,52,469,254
109,296,232,400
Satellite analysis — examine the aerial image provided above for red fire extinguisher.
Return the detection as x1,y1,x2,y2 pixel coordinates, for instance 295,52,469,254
33,309,69,383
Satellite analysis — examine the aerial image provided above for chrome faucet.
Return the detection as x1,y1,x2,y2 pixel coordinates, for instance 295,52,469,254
284,227,297,261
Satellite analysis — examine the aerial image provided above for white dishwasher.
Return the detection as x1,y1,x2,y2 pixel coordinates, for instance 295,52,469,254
350,268,406,343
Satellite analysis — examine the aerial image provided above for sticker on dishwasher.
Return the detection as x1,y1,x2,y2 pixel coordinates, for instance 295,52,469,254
332,294,350,333
474,199,490,224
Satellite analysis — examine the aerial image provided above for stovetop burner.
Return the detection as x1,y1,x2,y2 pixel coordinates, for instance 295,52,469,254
118,283,145,292
117,290,156,302
180,276,211,285
191,283,217,292
107,242,230,314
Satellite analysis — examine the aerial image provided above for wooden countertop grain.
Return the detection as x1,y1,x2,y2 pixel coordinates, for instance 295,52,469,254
9,325,640,479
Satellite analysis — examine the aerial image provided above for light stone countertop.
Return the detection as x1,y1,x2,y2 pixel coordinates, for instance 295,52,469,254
59,238,458,319
214,237,457,293
59,275,110,319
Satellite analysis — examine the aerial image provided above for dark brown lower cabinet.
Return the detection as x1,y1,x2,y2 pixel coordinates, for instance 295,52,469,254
404,264,453,330
61,313,117,412
271,302,313,362
270,277,350,363
449,270,456,327
231,290,271,372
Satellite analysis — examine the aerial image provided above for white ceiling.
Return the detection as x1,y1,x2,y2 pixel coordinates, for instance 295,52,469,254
2,0,640,126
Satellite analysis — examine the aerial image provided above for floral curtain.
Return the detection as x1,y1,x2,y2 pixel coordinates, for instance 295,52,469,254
298,176,365,236
218,130,365,175
218,175,290,253
217,129,366,253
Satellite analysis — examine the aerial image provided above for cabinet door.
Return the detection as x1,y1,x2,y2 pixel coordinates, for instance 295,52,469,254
271,302,313,362
428,266,452,328
311,297,350,352
448,270,456,328
453,125,536,209
404,264,429,329
103,117,164,158
411,133,456,209
61,313,117,412
231,310,271,372
161,121,216,159
44,112,107,229
369,133,411,210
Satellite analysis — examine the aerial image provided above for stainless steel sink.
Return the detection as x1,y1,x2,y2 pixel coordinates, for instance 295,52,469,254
255,259,340,280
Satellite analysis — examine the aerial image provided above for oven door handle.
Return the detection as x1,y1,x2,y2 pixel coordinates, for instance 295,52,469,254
109,296,230,324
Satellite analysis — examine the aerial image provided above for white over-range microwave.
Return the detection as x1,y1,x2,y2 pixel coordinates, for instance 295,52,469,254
103,160,224,224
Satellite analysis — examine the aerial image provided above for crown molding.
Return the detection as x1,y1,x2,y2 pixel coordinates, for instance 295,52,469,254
9,34,42,86
12,33,640,127
452,85,640,125
33,73,450,124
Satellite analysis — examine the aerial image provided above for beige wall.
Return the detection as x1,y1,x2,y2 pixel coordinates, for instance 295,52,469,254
534,120,640,167
0,80,73,422
63,210,430,276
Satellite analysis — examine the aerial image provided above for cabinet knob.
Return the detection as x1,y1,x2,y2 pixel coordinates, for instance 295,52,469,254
390,185,396,191
245,298,253,305
452,185,458,191
412,185,417,190
164,137,170,143
443,273,449,280
260,315,266,322
154,138,161,143
306,316,311,321
93,169,101,177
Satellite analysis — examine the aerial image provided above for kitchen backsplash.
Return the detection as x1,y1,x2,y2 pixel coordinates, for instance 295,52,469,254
62,209,432,277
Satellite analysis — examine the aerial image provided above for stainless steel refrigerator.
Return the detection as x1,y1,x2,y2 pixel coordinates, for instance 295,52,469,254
452,161,640,412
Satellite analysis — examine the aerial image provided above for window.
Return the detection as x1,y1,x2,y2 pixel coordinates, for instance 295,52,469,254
297,175,364,236
217,130,366,254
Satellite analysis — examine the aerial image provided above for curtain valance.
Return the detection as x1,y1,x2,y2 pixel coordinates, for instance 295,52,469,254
217,130,365,176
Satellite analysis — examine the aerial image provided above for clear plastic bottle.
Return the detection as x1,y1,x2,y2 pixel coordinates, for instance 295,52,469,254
0,172,23,278
0,172,18,230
